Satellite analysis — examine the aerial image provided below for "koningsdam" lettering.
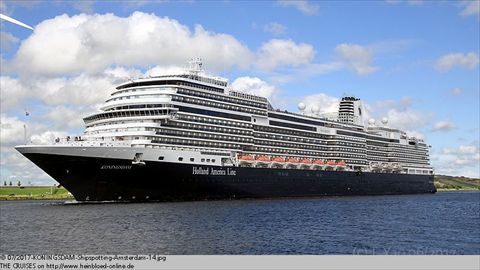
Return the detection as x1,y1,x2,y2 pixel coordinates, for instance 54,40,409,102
100,165,132,170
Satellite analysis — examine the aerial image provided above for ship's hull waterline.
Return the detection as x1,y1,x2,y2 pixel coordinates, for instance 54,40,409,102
19,150,436,202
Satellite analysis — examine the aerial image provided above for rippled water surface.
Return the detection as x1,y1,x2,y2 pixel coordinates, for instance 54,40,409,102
1,192,479,254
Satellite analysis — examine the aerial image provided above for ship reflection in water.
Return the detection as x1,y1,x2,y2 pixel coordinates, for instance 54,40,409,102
1,191,478,255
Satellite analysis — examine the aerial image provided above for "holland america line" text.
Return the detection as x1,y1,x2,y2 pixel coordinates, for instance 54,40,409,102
192,166,236,176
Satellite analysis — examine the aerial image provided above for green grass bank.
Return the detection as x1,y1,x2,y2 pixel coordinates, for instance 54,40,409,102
434,175,480,191
0,186,74,200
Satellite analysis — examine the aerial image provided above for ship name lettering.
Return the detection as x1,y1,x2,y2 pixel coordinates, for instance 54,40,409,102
227,168,236,175
101,165,132,170
210,168,226,175
192,166,209,175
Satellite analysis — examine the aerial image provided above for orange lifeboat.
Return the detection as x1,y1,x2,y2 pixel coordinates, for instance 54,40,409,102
336,161,346,166
326,160,336,166
256,156,271,162
313,160,325,165
238,155,254,161
272,157,286,163
287,157,300,163
301,159,312,164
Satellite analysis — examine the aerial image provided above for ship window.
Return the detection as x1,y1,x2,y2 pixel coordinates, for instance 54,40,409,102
207,159,211,162
201,158,205,162
158,156,164,160
212,159,215,162
190,158,194,162
178,157,183,161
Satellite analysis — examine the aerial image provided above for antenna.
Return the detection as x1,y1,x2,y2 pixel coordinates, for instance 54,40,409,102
187,58,204,76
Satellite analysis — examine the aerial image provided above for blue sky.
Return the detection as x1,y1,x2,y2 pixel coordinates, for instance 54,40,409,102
0,0,479,185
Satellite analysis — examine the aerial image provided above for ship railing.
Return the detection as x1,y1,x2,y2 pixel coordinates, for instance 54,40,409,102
53,136,131,147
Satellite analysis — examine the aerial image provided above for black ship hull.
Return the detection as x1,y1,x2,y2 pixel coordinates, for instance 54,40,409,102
21,152,436,202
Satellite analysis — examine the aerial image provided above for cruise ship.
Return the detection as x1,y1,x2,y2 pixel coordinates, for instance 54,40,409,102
15,59,436,202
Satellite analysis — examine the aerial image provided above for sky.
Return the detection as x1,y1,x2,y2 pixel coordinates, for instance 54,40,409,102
0,0,479,185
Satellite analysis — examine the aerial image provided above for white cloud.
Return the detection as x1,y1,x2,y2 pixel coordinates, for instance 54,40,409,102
0,31,19,51
385,108,432,131
374,97,412,110
104,66,143,81
1,70,126,109
459,145,478,155
0,114,28,146
145,65,186,77
435,52,480,72
335,43,378,75
269,62,344,84
30,130,69,145
434,143,480,178
263,22,286,36
298,93,339,115
0,113,70,184
256,39,315,71
13,12,255,76
0,76,28,110
459,1,480,17
33,73,114,106
277,0,319,15
432,120,456,132
451,87,463,96
405,130,425,140
231,77,277,99
43,105,89,130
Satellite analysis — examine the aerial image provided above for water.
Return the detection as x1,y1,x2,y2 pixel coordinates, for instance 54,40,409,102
1,192,479,254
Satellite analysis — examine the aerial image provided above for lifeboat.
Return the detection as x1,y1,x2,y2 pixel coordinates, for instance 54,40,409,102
325,160,336,171
272,157,286,163
336,161,346,166
336,161,346,171
286,157,300,163
313,160,325,165
238,155,254,161
313,159,324,170
286,157,300,169
370,162,380,170
300,159,312,170
301,159,312,164
271,156,286,168
238,154,255,167
256,156,271,162
326,160,336,166
255,155,271,168
391,163,402,172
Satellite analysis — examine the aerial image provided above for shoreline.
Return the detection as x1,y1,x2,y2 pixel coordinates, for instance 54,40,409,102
1,189,478,201
436,188,479,192
0,195,74,201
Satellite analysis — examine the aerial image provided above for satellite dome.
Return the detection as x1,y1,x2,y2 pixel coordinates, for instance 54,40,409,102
368,118,375,125
298,102,306,111
381,117,388,125
311,105,320,114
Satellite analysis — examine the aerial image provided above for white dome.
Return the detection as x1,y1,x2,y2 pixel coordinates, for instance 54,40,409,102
298,102,306,111
368,118,375,125
381,117,388,124
311,105,320,113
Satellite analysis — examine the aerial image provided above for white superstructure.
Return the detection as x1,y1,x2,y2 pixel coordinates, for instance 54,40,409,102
56,59,433,175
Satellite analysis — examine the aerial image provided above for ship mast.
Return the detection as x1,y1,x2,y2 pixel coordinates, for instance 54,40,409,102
187,58,204,77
